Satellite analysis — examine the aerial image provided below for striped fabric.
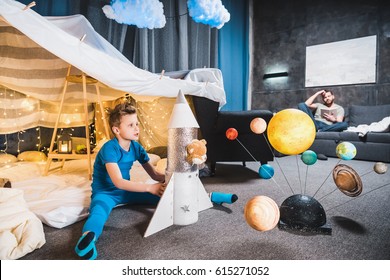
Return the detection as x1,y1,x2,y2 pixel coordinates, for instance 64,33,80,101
0,21,113,134
0,87,94,134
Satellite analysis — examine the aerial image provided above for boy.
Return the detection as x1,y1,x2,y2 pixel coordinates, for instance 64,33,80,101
75,103,165,260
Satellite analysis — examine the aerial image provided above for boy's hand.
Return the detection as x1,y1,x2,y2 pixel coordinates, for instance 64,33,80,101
147,182,165,197
155,173,165,183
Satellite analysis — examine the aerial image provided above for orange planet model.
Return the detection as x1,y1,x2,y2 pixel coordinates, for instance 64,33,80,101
244,196,280,231
250,117,267,134
267,109,316,155
225,127,238,140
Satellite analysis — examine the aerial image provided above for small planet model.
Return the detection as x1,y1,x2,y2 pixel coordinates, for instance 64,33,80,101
336,142,357,160
258,164,274,179
244,196,280,232
226,128,238,140
373,162,388,174
267,109,316,155
332,164,363,197
250,117,267,134
301,150,317,165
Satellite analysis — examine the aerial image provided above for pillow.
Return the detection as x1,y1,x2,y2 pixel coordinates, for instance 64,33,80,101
0,154,18,165
148,153,161,166
156,158,167,174
17,151,47,162
147,146,167,158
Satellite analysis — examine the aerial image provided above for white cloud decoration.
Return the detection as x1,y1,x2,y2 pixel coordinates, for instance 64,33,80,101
102,0,166,29
187,0,230,29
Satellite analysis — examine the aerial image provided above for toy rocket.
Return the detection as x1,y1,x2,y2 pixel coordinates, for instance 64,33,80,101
144,90,213,237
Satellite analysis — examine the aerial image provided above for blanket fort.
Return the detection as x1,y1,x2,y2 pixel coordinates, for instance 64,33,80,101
0,0,226,136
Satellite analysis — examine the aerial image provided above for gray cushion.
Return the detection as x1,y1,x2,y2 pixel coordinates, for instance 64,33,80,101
349,104,390,127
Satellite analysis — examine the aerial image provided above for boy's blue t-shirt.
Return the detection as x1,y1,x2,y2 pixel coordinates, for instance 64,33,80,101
92,138,149,193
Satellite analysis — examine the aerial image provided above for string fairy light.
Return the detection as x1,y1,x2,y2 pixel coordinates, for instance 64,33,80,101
0,87,8,154
36,127,42,151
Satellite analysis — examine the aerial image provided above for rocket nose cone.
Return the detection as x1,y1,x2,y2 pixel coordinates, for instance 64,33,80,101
176,90,187,104
167,90,200,128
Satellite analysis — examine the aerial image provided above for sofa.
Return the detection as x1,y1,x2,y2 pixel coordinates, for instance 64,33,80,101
309,104,390,163
191,96,274,175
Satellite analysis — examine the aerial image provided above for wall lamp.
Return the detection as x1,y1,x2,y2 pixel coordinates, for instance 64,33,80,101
263,71,288,79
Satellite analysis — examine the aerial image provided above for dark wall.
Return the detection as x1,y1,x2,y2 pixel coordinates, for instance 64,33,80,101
251,0,390,112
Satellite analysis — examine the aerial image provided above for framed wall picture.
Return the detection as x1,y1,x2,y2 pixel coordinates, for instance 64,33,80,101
305,35,377,87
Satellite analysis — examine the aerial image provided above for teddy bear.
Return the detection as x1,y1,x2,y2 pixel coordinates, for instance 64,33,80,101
186,139,207,165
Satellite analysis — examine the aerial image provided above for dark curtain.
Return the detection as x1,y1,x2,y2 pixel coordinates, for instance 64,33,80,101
19,0,81,16
122,0,218,73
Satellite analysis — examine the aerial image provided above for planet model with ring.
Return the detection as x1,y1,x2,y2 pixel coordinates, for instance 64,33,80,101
244,196,280,232
332,164,363,197
250,117,267,134
267,109,316,155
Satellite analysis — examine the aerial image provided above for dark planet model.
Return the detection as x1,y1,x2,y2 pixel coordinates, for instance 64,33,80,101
279,194,331,234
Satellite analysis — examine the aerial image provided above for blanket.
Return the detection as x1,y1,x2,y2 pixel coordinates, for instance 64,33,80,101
346,116,390,137
0,155,161,229
12,175,92,229
0,188,46,260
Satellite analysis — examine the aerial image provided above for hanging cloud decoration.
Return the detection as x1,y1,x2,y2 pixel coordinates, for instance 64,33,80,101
102,0,166,29
187,0,230,29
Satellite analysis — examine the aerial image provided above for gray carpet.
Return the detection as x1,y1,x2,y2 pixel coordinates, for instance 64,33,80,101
20,156,390,260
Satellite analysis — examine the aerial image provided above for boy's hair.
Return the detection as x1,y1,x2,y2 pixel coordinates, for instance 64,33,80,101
108,103,136,129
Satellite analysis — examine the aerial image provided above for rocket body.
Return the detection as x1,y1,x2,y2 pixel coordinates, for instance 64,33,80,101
144,90,212,237
167,127,198,173
167,127,199,225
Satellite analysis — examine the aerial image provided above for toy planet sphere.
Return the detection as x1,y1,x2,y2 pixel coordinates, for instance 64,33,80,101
373,162,388,174
301,150,317,165
335,141,357,160
250,117,267,134
226,128,238,140
244,196,280,232
267,109,316,155
332,164,363,197
258,164,274,179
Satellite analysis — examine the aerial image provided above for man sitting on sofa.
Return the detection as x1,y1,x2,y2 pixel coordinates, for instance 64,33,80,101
298,89,348,132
